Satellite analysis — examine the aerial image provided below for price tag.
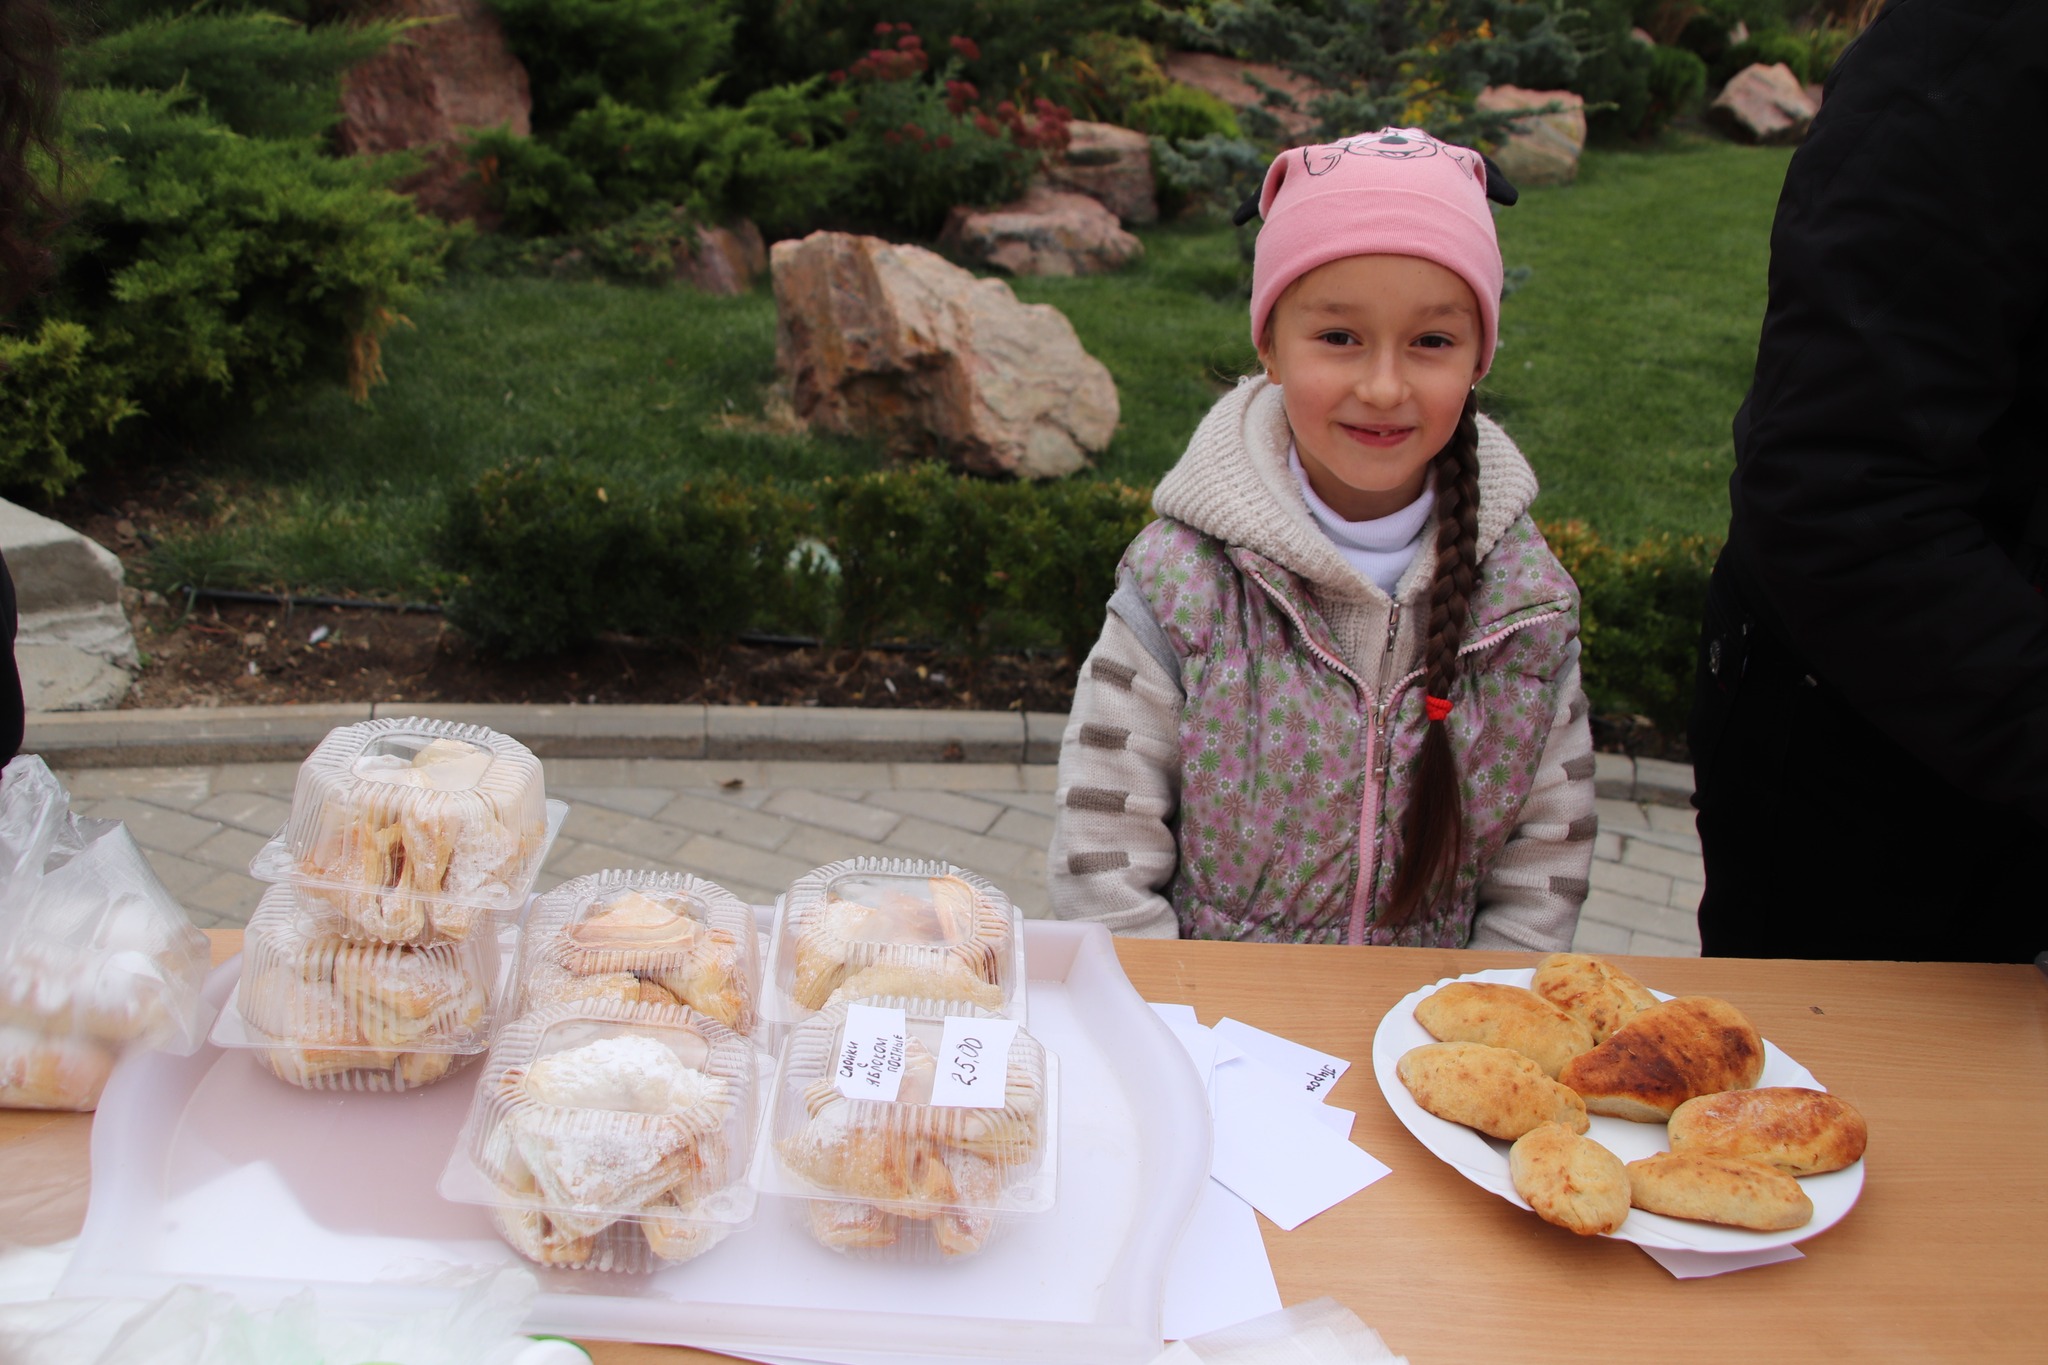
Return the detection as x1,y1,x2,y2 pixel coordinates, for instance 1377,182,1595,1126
929,1016,1020,1109
834,1003,910,1102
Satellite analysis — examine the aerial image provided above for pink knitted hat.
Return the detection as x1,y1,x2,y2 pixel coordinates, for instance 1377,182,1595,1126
1250,128,1504,378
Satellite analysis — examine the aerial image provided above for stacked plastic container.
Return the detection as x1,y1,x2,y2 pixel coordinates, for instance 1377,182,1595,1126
212,718,560,1090
754,856,1054,1259
445,869,767,1271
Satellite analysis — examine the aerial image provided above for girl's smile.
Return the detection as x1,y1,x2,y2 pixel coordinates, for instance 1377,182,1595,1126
1256,253,1484,522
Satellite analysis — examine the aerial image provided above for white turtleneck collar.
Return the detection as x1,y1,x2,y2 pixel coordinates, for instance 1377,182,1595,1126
1288,445,1434,596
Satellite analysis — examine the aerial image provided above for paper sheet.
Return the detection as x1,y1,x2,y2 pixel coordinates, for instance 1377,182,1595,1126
1209,1056,1390,1231
1640,1244,1805,1278
1212,1019,1351,1102
1212,1052,1355,1140
1160,1180,1284,1342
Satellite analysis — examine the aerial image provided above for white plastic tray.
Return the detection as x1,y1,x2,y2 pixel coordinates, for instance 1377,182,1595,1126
62,920,1206,1364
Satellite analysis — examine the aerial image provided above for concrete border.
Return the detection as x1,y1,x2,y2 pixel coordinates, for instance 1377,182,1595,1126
23,703,1074,768
24,704,1698,803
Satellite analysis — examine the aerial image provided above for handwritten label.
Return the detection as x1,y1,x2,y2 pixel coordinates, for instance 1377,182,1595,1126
929,1016,1020,1109
834,1003,910,1102
1305,1062,1340,1095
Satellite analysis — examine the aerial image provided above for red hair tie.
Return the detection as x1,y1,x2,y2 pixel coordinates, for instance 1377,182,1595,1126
1424,695,1454,723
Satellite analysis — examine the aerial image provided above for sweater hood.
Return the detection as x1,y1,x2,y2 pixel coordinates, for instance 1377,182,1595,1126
1153,375,1542,604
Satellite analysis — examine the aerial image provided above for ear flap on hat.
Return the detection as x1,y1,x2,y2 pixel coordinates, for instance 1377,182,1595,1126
1479,153,1518,206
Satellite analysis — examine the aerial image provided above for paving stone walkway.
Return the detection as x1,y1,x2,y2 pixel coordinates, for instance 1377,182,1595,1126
52,757,1704,955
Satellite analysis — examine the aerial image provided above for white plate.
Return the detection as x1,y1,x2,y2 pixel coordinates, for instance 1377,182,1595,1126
65,920,1207,1365
1370,967,1865,1252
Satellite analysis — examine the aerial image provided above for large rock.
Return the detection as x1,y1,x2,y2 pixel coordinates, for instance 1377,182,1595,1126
1162,52,1321,141
678,219,768,295
1708,63,1817,145
1042,121,1158,225
1,499,136,712
337,0,532,222
772,232,1119,480
939,186,1143,278
1476,86,1587,188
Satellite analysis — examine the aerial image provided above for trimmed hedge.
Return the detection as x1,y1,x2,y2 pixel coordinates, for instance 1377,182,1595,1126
438,461,1154,664
439,462,1710,731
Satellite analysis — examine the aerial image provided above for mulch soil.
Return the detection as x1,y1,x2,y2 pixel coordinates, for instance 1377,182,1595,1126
45,465,1080,714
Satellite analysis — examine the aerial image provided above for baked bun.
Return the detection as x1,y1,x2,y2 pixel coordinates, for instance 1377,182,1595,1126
1667,1086,1867,1176
1626,1151,1813,1231
1509,1122,1630,1237
1396,1041,1589,1141
1559,996,1765,1123
1530,953,1660,1043
1414,982,1595,1078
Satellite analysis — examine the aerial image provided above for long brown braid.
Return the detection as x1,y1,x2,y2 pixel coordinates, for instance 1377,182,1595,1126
1382,389,1481,928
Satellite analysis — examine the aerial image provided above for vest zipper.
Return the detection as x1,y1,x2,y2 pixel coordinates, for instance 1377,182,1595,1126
1349,601,1402,944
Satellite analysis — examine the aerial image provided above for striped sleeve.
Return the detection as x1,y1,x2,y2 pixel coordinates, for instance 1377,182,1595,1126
1045,612,1184,939
1467,650,1596,953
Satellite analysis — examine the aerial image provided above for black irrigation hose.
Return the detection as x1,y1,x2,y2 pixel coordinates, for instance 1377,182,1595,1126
178,585,441,614
171,590,1065,660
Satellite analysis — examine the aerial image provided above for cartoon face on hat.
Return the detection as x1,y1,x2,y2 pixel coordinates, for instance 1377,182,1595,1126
1250,127,1504,378
1306,128,1460,170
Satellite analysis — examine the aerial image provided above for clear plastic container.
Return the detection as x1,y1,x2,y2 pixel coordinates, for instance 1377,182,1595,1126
517,871,759,1036
210,885,500,1092
449,999,761,1272
755,995,1056,1260
765,858,1025,1024
248,718,554,944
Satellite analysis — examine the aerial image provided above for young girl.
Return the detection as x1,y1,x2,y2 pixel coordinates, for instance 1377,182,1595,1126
1048,127,1594,950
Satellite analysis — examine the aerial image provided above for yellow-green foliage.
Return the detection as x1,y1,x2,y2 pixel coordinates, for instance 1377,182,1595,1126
1542,518,1717,735
0,320,141,496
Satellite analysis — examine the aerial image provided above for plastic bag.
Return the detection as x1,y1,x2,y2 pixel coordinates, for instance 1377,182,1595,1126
0,755,213,1110
0,1266,542,1365
1151,1298,1410,1365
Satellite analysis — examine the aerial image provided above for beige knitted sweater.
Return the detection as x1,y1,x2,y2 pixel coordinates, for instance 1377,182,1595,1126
1046,377,1596,949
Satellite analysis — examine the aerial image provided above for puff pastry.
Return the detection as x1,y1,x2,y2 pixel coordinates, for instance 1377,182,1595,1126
535,888,755,1034
241,916,487,1090
791,875,1008,1012
778,1023,1043,1256
494,1031,735,1250
298,733,537,943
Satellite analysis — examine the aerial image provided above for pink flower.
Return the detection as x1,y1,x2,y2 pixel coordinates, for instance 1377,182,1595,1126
950,35,980,61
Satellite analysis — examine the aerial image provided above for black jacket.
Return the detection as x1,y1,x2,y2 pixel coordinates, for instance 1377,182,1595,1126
1720,0,2048,825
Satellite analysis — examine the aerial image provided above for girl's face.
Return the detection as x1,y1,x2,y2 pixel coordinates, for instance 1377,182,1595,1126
1256,254,1483,522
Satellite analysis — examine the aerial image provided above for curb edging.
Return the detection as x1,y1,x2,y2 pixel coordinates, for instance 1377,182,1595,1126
25,703,1073,769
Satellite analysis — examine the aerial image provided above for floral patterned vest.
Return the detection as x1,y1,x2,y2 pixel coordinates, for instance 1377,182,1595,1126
1121,514,1581,946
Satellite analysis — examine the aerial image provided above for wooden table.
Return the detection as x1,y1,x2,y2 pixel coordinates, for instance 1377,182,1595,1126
6,935,2045,1363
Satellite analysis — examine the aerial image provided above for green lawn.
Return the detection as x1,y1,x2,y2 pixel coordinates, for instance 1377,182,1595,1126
163,137,1791,599
1488,138,1794,543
